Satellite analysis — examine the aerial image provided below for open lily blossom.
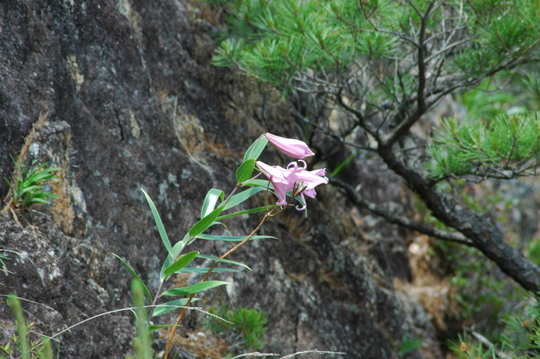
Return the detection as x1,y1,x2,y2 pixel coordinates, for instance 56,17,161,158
256,160,328,210
264,133,315,159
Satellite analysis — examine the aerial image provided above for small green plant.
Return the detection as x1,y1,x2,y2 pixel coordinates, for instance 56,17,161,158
126,280,153,359
398,333,423,357
205,305,268,351
0,251,10,276
448,301,540,359
427,112,540,180
116,133,334,359
4,157,59,210
3,294,55,359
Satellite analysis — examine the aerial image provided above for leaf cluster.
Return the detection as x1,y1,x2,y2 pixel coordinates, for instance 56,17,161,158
449,301,540,359
213,0,539,97
212,0,398,87
453,0,540,76
127,281,153,359
3,294,55,359
427,112,540,179
4,158,59,209
114,135,282,358
205,305,268,351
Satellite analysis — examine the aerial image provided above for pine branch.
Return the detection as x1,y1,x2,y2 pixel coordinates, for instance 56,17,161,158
377,144,540,293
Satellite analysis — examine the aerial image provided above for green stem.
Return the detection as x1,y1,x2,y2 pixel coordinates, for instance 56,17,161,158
163,206,280,359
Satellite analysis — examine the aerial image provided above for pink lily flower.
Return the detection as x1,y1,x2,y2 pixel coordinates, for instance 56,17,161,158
256,160,328,210
264,133,315,159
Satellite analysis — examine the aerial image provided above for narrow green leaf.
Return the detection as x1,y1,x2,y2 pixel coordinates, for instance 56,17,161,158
330,149,362,177
242,179,272,188
160,254,172,281
160,233,190,280
149,324,172,332
112,253,153,303
236,159,256,184
201,188,225,219
18,185,44,195
223,187,266,211
175,233,191,257
131,280,152,359
197,254,251,270
197,234,276,241
243,136,268,162
161,281,229,297
151,298,199,317
189,206,225,237
178,267,241,273
217,205,278,220
141,189,172,256
7,294,30,359
164,251,199,276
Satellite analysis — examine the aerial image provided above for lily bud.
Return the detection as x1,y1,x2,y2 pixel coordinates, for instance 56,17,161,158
264,133,315,159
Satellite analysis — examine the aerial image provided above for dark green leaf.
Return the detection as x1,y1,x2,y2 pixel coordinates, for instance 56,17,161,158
217,205,278,220
152,298,199,317
178,267,241,273
242,179,272,189
112,253,153,302
189,206,225,237
243,136,268,162
141,189,172,256
236,159,256,184
161,281,229,297
149,324,172,332
164,251,200,276
223,187,266,211
201,188,225,219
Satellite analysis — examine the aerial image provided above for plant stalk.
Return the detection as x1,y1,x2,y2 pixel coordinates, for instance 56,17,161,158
163,210,275,359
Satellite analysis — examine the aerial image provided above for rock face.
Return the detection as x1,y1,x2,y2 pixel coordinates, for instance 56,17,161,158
0,1,439,358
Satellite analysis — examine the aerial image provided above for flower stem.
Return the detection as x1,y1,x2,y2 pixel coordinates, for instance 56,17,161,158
163,207,279,358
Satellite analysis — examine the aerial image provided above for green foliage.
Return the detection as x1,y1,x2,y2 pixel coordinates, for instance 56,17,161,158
398,333,423,357
213,0,540,183
522,73,540,110
205,305,268,351
113,135,281,357
113,134,331,358
213,0,539,95
112,253,153,303
128,280,153,359
449,302,540,359
7,294,30,359
242,135,268,162
163,251,199,276
161,281,230,297
0,251,10,275
453,0,539,76
142,188,173,256
4,158,59,209
459,81,526,121
212,0,399,87
2,294,55,359
528,239,540,266
427,112,540,179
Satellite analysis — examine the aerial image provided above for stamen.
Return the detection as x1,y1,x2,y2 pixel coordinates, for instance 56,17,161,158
293,180,307,197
